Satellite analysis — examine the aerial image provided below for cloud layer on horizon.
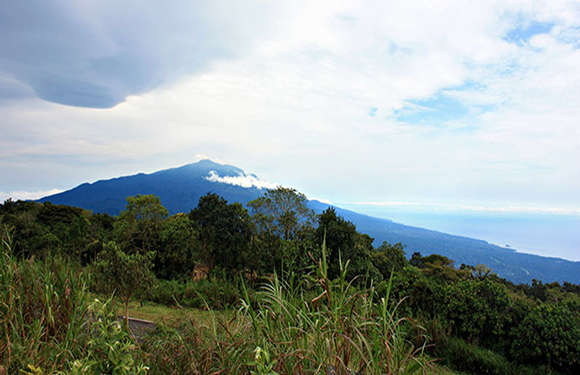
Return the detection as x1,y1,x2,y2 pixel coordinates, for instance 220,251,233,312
0,189,63,203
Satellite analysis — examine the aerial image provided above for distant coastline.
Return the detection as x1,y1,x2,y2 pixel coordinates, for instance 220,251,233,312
341,206,580,262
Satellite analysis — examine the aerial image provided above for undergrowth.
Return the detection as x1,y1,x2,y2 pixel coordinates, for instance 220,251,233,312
2,229,433,374
142,241,434,374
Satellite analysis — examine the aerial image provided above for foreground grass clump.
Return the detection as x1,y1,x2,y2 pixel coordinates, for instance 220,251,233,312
239,251,433,374
0,231,147,374
0,230,89,373
142,246,433,374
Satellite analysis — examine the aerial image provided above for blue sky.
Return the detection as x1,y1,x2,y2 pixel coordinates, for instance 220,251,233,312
1,0,579,221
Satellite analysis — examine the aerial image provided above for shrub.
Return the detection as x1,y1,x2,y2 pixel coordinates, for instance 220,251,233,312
149,277,246,310
434,336,514,375
510,301,580,373
69,298,148,374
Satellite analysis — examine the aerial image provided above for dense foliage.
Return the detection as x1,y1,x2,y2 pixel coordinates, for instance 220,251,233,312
1,190,580,374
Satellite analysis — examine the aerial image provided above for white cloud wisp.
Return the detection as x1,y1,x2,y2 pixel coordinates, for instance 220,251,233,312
205,171,278,190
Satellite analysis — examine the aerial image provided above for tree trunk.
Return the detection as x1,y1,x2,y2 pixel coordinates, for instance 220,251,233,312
125,297,130,330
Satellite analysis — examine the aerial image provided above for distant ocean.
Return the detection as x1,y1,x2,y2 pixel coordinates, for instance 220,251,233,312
341,205,580,262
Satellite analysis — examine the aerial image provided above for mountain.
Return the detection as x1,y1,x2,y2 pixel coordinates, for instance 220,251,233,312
39,160,580,284
39,160,264,215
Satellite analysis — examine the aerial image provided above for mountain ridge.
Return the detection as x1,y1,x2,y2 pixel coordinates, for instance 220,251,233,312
38,159,580,284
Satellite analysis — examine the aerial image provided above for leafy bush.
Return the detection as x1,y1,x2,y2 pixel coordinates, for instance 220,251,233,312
70,298,148,374
510,301,580,373
149,277,246,310
434,335,514,375
443,279,511,344
433,334,559,375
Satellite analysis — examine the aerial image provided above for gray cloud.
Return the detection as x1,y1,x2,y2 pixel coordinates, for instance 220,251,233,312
0,1,272,108
0,76,35,102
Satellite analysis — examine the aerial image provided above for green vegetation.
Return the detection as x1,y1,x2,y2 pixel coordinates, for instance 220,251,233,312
93,241,155,327
1,188,579,374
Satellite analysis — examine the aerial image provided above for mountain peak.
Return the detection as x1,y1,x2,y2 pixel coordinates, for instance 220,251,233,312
188,158,223,168
39,160,261,216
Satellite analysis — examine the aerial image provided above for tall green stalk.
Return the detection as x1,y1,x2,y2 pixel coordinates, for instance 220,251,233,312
237,238,433,374
1,229,89,373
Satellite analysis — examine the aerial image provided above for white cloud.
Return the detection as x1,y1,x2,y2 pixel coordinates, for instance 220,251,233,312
205,171,278,190
311,197,333,205
0,189,63,203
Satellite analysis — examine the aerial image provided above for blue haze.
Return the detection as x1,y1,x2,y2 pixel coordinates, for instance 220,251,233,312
342,206,580,262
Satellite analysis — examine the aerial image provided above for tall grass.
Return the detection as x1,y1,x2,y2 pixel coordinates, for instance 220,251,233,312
1,229,148,374
239,244,432,374
143,240,433,374
1,229,90,373
2,228,432,374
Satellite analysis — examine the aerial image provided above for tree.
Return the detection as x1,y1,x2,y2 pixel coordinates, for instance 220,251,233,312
93,241,155,327
66,215,90,261
121,194,169,222
411,253,460,281
315,208,356,259
114,194,168,254
315,208,379,282
156,214,201,279
189,193,252,273
248,187,315,240
373,241,408,278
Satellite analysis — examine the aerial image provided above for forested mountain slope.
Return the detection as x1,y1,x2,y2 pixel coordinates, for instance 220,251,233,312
39,160,580,284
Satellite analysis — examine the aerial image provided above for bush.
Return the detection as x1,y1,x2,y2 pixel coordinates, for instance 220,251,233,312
434,336,514,375
430,332,557,375
149,278,246,310
71,298,148,374
510,302,580,374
